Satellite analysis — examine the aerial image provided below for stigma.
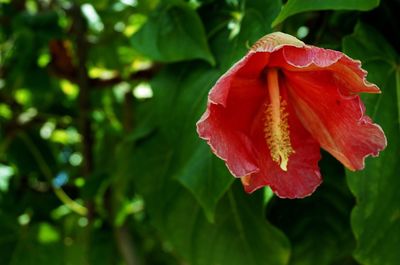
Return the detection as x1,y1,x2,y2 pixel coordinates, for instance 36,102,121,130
264,68,294,171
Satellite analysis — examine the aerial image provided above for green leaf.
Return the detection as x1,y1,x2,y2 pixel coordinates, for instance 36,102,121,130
272,0,380,27
88,229,121,265
176,143,233,222
343,22,400,265
61,215,121,265
268,154,357,265
8,224,64,265
0,212,19,265
130,2,215,64
143,64,233,221
210,0,281,70
130,134,290,265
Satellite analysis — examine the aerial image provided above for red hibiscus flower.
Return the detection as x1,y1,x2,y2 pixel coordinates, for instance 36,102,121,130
196,32,387,198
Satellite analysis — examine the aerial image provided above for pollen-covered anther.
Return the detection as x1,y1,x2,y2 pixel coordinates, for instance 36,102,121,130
264,100,294,171
264,68,294,171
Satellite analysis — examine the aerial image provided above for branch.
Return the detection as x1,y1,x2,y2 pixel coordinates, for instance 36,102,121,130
48,40,161,89
69,4,95,219
90,65,161,89
70,5,93,176
19,133,87,216
114,225,141,265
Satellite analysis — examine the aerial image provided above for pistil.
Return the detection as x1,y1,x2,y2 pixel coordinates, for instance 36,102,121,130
264,68,294,171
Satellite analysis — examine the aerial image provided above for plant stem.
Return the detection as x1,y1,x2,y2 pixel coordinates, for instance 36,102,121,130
19,133,87,216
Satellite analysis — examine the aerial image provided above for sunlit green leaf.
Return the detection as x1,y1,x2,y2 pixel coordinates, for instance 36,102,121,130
0,164,14,191
272,0,380,27
37,223,60,244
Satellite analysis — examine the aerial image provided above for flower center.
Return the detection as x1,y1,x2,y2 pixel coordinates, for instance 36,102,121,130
264,68,294,171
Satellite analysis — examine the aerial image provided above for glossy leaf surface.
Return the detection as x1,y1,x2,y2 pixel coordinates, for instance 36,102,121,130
131,2,215,64
272,0,380,27
343,23,400,265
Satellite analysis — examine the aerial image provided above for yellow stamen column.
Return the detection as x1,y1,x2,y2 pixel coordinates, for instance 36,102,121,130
264,68,294,171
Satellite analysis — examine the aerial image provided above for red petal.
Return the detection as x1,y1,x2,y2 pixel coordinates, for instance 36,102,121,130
269,46,381,94
243,88,322,198
197,52,270,177
284,70,387,171
208,52,269,106
197,104,259,177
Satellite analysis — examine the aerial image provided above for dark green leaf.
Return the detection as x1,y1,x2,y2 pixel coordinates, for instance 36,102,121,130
268,154,357,265
343,22,400,265
8,224,63,265
130,2,215,64
272,0,380,27
130,134,290,265
176,143,233,222
210,0,281,70
137,64,233,221
0,212,19,265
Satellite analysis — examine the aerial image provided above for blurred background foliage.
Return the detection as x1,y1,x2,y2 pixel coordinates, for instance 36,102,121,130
0,0,399,264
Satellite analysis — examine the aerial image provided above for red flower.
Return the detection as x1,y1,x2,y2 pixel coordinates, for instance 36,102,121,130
196,32,387,198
